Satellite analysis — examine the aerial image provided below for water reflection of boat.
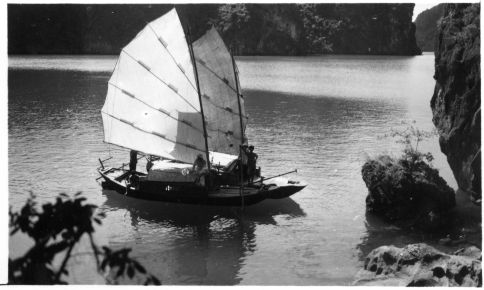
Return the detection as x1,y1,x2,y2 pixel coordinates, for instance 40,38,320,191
101,189,306,227
97,8,306,206
101,189,305,284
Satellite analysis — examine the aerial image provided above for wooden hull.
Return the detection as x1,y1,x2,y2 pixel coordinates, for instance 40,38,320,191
265,183,307,199
98,168,305,206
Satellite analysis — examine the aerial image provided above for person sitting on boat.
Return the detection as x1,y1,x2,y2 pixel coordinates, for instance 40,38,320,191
247,145,258,183
192,154,207,186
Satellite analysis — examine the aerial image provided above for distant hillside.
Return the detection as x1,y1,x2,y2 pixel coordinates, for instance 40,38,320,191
8,4,421,56
414,4,446,51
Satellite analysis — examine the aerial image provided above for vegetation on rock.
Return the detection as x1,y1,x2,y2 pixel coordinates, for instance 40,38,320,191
8,3,421,55
297,4,342,54
361,124,455,230
9,192,160,285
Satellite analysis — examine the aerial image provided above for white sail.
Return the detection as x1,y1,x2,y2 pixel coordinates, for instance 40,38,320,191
101,9,207,164
192,27,248,156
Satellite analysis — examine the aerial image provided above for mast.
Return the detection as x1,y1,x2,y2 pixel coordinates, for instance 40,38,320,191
231,54,245,146
231,51,245,208
187,26,212,176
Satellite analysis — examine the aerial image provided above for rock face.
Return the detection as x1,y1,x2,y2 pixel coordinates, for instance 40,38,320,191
430,4,481,203
213,4,303,56
320,3,421,55
216,3,422,55
414,4,446,51
8,3,421,56
361,155,455,230
354,243,482,286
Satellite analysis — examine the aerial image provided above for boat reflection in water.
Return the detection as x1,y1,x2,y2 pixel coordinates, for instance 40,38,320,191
101,189,305,285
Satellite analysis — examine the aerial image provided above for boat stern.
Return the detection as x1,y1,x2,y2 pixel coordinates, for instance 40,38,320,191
264,177,307,199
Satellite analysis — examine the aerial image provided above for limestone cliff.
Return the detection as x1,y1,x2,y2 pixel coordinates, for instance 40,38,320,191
414,4,446,51
213,4,422,55
213,4,303,55
430,4,481,203
8,4,421,56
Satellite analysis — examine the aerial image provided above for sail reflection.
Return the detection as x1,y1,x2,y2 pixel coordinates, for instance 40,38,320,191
101,189,305,284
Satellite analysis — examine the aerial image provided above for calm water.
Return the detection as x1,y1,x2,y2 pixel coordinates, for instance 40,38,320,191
8,53,466,285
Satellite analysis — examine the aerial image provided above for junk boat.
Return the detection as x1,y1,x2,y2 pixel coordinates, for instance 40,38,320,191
97,8,306,206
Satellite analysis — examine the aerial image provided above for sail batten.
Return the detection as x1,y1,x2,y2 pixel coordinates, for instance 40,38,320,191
121,49,200,113
146,23,197,92
107,82,205,134
195,58,238,93
201,93,249,120
192,27,248,155
102,111,207,154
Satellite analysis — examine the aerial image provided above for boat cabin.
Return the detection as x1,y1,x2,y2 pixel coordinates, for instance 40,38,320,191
140,151,260,188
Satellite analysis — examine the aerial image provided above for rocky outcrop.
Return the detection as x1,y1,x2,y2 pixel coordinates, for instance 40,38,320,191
354,243,482,286
414,4,446,51
361,155,455,230
430,4,481,203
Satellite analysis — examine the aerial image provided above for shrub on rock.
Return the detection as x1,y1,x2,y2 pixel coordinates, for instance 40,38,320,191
362,155,455,229
361,124,455,230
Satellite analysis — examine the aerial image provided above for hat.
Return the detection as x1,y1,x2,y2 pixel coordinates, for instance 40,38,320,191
249,145,254,149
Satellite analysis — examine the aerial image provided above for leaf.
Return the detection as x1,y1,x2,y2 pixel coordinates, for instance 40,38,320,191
127,265,134,279
101,258,108,271
133,261,146,274
151,275,161,285
10,191,157,285
116,264,125,278
10,227,19,236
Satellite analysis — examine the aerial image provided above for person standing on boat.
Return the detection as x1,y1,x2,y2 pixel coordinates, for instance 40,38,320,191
247,145,258,182
146,155,154,172
192,154,207,186
129,150,138,172
240,144,249,179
